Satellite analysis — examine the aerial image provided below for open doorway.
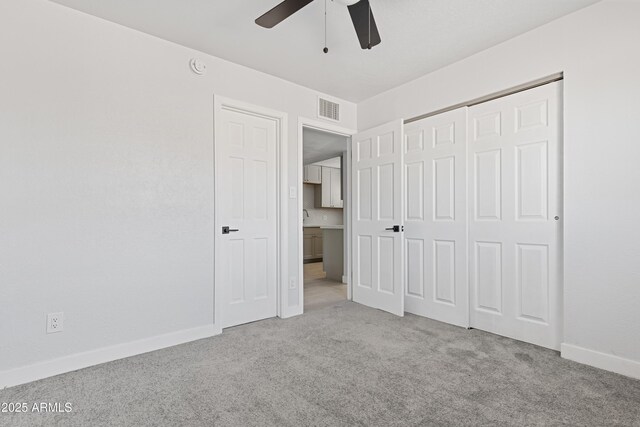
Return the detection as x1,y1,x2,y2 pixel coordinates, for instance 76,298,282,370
301,126,350,312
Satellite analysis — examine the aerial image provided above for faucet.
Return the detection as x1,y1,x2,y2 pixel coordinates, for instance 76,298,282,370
303,209,310,218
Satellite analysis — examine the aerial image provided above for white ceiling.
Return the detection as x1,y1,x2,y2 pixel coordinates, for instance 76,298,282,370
303,127,349,165
51,0,598,102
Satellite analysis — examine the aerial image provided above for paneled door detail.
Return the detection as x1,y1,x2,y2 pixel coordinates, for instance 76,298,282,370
403,108,468,327
216,106,278,328
352,120,404,316
468,82,562,349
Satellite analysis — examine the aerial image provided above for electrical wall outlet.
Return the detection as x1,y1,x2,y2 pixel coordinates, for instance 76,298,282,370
47,312,64,334
289,277,297,290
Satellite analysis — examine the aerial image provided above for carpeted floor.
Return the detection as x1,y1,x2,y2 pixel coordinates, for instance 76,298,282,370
1,301,639,426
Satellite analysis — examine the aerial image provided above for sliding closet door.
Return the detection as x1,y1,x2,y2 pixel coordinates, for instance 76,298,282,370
403,108,469,327
468,82,562,350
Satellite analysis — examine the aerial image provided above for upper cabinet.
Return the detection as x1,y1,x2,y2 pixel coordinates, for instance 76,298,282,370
330,167,343,208
303,165,322,184
315,166,343,208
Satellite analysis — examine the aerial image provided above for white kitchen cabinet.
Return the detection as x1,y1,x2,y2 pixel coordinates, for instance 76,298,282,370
330,167,343,208
303,165,322,184
315,167,343,208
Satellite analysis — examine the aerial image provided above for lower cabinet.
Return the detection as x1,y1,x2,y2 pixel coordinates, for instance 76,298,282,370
303,234,314,259
303,227,323,259
314,233,323,257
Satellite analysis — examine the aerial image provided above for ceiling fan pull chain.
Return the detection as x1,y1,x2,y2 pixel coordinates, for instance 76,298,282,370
323,0,329,53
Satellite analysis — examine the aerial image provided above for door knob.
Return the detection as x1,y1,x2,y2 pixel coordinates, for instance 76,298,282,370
554,216,560,221
222,226,239,234
385,225,403,232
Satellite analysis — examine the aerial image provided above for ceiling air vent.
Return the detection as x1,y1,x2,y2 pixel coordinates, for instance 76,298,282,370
318,97,340,122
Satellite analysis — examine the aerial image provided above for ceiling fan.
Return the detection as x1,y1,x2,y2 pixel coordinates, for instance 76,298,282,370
255,0,381,51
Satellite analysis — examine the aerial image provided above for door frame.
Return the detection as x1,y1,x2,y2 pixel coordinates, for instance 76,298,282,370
213,95,289,332
297,118,356,313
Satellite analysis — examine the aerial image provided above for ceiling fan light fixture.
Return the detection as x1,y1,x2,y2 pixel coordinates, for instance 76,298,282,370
256,0,380,50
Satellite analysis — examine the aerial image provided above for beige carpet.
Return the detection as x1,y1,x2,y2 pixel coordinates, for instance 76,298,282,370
1,301,640,426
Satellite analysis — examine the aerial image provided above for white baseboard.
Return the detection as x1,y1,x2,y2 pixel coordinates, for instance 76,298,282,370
0,324,221,389
8,332,637,390
561,343,640,380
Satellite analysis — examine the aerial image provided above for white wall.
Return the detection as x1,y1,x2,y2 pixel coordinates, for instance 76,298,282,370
0,0,355,384
358,0,640,377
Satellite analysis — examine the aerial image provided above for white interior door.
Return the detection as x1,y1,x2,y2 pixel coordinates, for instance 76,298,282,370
468,82,562,349
403,108,469,327
352,120,404,316
216,105,278,329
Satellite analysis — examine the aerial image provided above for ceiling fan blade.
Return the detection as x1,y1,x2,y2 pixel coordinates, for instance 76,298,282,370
255,0,315,28
347,0,381,49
